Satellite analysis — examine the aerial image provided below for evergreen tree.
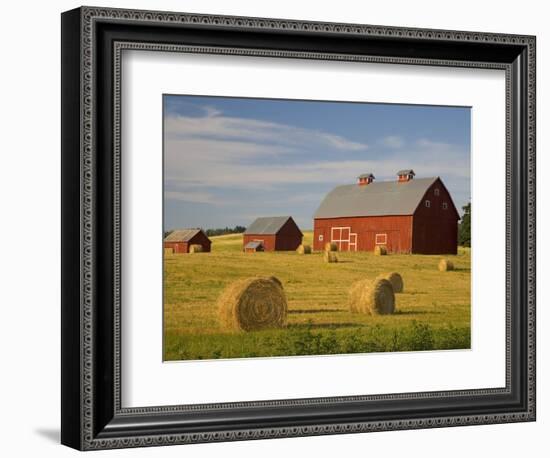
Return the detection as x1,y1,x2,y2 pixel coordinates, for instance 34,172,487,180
458,202,471,247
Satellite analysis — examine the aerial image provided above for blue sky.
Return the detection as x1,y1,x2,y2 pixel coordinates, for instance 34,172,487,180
164,95,470,231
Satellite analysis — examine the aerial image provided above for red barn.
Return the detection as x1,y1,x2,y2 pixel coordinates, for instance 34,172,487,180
313,170,459,254
243,216,303,252
163,228,211,253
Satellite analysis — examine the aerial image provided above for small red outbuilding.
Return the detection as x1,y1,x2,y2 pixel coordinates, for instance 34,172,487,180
164,228,211,254
243,216,303,252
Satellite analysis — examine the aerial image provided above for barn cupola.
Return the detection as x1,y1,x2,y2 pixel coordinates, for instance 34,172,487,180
397,169,415,182
357,173,375,186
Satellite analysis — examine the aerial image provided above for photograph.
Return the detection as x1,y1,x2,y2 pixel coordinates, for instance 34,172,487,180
163,95,472,361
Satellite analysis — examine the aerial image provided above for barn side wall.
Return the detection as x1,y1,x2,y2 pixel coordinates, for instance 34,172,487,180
313,215,413,253
243,234,277,251
188,232,212,252
164,241,189,254
412,180,459,254
274,219,303,251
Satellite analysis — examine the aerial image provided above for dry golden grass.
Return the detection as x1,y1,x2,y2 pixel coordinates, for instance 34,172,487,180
163,231,471,360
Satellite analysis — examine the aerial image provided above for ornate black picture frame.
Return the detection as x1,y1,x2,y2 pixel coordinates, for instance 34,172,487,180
61,6,536,450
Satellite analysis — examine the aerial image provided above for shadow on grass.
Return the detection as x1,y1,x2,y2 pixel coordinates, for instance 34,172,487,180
289,308,345,314
393,310,433,316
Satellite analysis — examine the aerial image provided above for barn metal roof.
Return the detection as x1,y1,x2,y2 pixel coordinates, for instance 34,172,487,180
244,216,300,235
314,177,439,219
164,228,204,242
397,169,415,176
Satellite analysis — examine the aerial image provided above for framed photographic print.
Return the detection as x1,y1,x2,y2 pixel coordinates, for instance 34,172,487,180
61,6,536,450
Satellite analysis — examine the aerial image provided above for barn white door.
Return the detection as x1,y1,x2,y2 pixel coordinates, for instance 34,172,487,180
331,227,357,252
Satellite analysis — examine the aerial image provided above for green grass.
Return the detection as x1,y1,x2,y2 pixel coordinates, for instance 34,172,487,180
164,231,471,360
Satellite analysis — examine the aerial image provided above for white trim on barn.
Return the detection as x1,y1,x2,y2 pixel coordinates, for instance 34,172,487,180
330,226,357,252
349,233,358,252
375,233,387,245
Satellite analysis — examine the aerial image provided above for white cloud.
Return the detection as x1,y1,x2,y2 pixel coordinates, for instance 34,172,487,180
416,138,456,152
164,110,368,152
164,106,469,214
380,135,404,148
164,190,219,205
165,153,469,193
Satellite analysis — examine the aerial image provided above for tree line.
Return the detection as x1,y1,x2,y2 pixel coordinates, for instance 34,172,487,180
204,226,246,237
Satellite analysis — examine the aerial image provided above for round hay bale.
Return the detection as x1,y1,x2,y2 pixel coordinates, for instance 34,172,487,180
164,247,174,256
217,277,287,332
323,251,338,263
349,279,371,313
348,278,395,315
296,244,312,254
376,272,404,293
324,242,338,252
189,244,203,253
438,259,454,271
267,276,283,288
374,245,387,256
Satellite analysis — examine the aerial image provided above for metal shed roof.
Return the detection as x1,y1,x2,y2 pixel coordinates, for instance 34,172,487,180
164,228,205,242
244,241,264,249
314,177,439,219
244,216,299,235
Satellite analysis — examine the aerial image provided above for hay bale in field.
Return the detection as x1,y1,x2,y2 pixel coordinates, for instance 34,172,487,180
323,251,338,263
268,276,283,288
189,244,203,253
349,279,372,313
438,259,454,271
296,244,312,254
164,247,173,256
374,245,387,256
324,242,338,252
217,277,287,332
349,278,395,315
376,272,404,293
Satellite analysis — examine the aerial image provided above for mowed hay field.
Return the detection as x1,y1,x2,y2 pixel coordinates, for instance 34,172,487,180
164,231,471,361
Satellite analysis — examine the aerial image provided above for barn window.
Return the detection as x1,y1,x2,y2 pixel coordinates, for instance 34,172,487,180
375,233,387,245
319,234,324,242
434,188,440,196
425,200,431,208
442,202,448,210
